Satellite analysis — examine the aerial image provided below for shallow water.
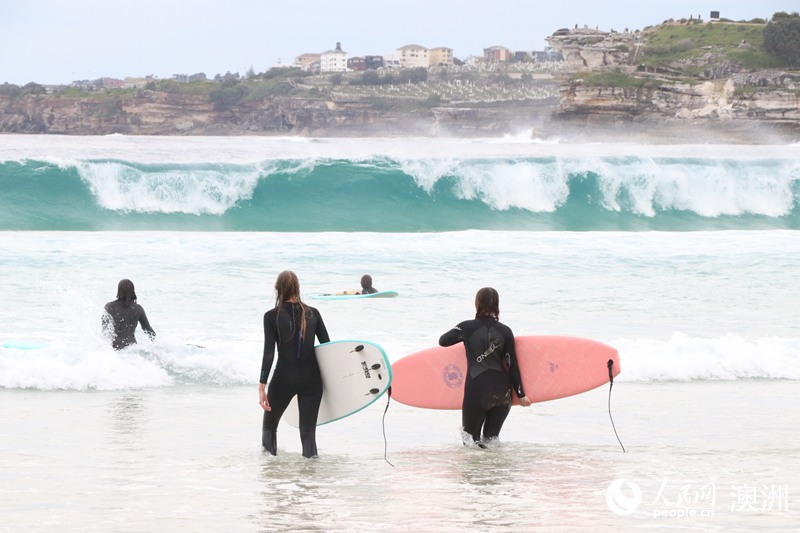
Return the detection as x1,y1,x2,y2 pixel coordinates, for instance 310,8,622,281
1,381,797,532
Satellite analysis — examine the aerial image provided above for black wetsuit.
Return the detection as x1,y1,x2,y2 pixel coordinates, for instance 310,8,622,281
439,317,525,444
102,300,156,350
361,287,378,294
260,302,330,458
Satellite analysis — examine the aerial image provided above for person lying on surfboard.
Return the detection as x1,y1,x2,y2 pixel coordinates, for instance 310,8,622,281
439,287,531,447
336,274,378,295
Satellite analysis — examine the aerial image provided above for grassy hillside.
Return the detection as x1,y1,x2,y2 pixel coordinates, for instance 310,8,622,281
640,20,786,73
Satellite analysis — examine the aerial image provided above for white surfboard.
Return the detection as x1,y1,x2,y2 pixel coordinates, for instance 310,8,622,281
283,340,392,427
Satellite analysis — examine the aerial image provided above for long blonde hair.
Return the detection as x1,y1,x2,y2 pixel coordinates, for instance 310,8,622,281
274,270,308,341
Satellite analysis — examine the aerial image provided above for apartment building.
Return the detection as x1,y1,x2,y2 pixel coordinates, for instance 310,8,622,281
428,47,453,68
320,42,348,72
396,44,428,68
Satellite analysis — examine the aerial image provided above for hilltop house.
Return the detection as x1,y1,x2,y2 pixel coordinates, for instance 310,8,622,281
483,45,510,63
396,44,428,68
295,53,321,72
320,43,348,72
123,76,154,89
99,77,125,89
347,55,385,71
428,47,454,68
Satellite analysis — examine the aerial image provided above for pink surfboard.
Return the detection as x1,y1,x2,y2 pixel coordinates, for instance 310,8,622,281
391,336,620,409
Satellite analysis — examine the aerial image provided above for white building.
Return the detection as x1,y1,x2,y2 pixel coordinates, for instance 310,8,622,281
396,44,428,68
320,42,348,72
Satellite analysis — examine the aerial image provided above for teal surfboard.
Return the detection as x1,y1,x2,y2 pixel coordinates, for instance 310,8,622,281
312,290,398,300
283,340,393,427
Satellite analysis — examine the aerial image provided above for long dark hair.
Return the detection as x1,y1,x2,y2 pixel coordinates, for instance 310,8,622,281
116,279,137,308
474,287,500,320
274,270,308,341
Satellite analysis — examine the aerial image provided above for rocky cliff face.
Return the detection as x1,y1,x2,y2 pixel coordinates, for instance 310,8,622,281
545,27,800,140
0,91,217,135
547,27,638,70
560,76,800,124
550,79,800,143
0,91,557,137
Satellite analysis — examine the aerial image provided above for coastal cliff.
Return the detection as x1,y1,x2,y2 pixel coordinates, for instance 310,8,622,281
0,91,558,137
544,22,800,140
2,19,799,142
561,77,800,118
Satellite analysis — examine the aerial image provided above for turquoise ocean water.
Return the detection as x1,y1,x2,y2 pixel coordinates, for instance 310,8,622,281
1,135,798,531
2,139,799,232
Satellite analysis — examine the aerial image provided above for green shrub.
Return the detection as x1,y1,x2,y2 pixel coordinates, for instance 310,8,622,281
764,12,800,66
209,84,249,110
578,72,661,89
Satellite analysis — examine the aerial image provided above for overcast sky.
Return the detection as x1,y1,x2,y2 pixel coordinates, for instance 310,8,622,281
2,0,797,85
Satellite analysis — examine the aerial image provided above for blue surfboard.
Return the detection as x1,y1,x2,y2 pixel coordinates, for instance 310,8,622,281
312,290,398,300
3,340,49,350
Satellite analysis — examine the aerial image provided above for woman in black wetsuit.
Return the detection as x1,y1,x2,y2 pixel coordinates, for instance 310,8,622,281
102,279,156,350
439,287,531,446
258,270,330,458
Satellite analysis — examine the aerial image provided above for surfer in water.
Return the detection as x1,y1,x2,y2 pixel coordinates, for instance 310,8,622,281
102,279,156,350
336,274,378,295
259,270,330,458
358,274,378,294
439,287,531,447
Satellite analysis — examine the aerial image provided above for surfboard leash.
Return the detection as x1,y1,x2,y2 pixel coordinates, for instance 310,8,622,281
607,359,626,453
381,386,395,467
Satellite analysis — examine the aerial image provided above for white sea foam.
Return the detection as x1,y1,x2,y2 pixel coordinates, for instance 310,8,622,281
74,161,264,215
0,339,254,390
3,331,797,391
615,333,800,382
398,154,800,216
450,159,569,211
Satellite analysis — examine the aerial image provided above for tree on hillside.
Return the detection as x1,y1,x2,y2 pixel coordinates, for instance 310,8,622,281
209,84,249,111
360,70,381,85
0,83,46,98
397,67,427,84
764,11,800,66
23,82,47,95
0,83,21,97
